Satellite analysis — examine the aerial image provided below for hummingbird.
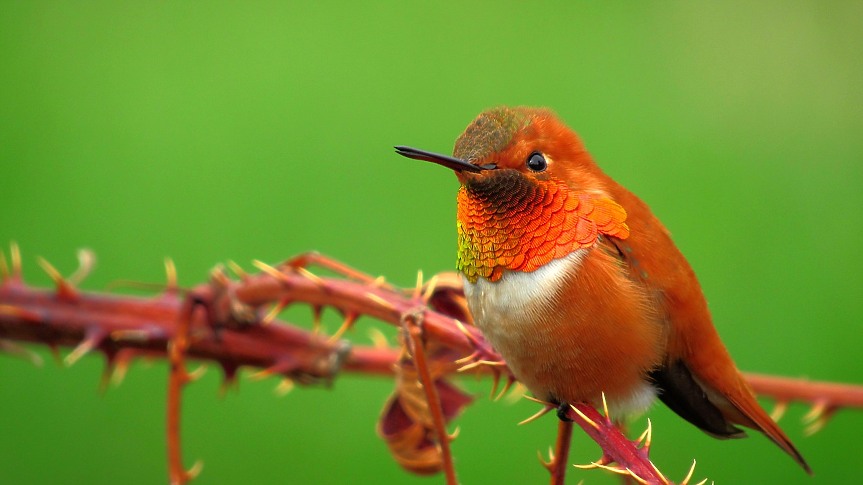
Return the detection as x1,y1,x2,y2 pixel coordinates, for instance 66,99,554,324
395,106,809,472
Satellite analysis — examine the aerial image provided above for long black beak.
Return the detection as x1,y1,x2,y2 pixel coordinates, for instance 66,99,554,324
394,146,485,173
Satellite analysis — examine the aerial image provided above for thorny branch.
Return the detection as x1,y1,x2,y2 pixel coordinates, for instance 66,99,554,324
0,246,861,484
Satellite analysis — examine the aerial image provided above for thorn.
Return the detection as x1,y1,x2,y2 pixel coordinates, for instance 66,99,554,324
523,395,555,407
454,351,480,366
0,249,9,281
187,365,208,382
452,319,479,346
252,260,292,284
804,407,835,436
592,462,630,475
370,275,387,288
538,447,554,470
49,345,63,367
296,267,325,286
601,391,610,419
693,480,709,485
448,426,460,441
36,256,78,301
366,327,390,348
679,460,697,485
627,469,650,485
413,270,424,299
68,249,96,286
248,360,296,381
365,292,396,312
488,367,501,399
274,378,294,396
573,462,600,470
0,339,44,366
310,305,323,333
569,404,600,430
457,360,502,372
650,459,671,485
164,257,178,292
10,241,22,279
209,264,230,286
65,329,105,367
328,311,358,342
420,274,439,303
110,354,133,387
504,382,527,404
647,459,676,485
518,405,555,425
494,375,516,402
99,358,115,394
802,401,827,424
226,260,248,280
770,401,788,422
646,418,655,451
261,297,292,325
186,460,204,480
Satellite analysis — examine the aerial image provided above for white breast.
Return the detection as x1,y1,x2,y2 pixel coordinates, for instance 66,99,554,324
462,251,587,356
462,249,657,416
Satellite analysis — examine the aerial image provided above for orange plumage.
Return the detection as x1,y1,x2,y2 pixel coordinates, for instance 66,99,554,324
395,106,810,472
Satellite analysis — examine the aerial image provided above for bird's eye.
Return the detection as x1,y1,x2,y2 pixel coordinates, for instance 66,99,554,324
526,151,547,172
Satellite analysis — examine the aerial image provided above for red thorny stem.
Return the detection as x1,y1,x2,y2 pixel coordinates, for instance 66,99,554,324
547,419,574,485
1,249,862,484
403,310,459,485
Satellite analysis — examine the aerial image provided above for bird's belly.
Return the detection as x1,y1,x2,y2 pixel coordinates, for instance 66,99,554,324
463,250,658,416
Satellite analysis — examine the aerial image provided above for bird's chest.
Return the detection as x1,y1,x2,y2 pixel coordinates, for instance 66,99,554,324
462,251,586,364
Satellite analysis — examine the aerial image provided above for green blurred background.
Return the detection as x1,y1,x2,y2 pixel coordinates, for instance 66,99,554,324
1,2,861,484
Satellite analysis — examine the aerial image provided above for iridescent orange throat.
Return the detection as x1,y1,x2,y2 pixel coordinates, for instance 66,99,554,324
456,171,630,283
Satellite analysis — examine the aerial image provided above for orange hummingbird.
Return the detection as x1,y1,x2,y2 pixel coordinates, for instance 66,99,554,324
395,106,809,472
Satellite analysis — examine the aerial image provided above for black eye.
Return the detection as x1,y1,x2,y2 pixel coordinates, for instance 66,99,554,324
526,151,547,172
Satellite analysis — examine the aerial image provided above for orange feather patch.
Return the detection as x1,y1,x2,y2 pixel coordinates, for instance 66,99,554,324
456,174,629,283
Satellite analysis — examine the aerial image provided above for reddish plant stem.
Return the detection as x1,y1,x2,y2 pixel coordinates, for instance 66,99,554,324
548,419,574,485
4,262,863,485
744,373,863,408
403,311,459,485
567,404,669,484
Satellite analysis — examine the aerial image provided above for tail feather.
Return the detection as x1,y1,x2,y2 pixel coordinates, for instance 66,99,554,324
720,376,812,474
654,359,811,474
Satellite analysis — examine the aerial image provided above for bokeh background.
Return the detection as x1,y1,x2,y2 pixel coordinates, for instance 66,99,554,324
1,2,861,484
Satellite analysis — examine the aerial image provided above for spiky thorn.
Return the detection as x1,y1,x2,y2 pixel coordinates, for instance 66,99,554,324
36,256,78,301
225,260,249,282
163,257,179,295
260,296,292,326
65,328,107,367
9,242,22,283
274,378,294,396
402,310,459,485
0,248,9,283
252,260,293,285
770,401,788,422
0,339,43,366
802,401,837,436
328,311,359,342
248,359,299,381
283,251,394,290
412,270,424,300
677,460,708,485
68,249,96,287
